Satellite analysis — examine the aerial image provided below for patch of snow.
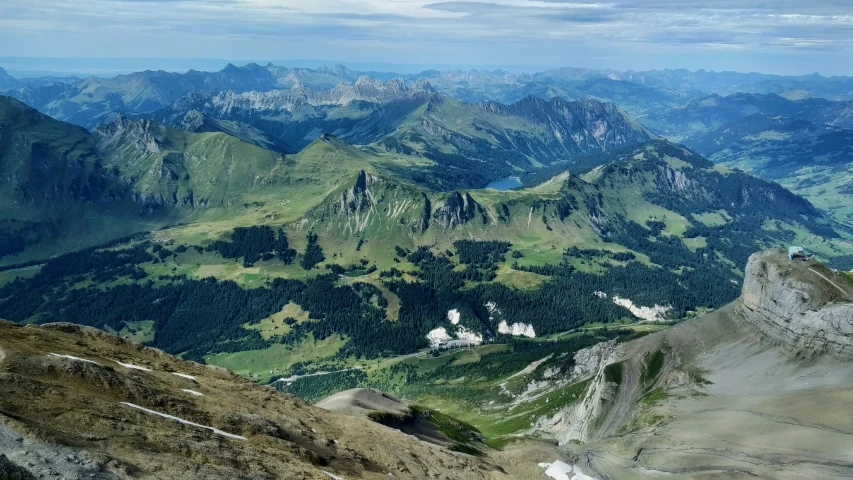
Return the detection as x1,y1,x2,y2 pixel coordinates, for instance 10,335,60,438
48,353,100,365
447,309,460,325
498,320,536,338
612,296,672,322
455,326,483,344
181,389,204,397
120,402,246,441
539,461,598,480
322,472,345,480
171,372,197,381
593,291,607,299
427,327,453,347
114,361,151,372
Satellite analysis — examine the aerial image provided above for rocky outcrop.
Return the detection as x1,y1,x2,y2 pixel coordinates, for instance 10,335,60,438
432,192,484,229
98,115,163,155
739,250,853,359
185,78,435,116
338,170,379,215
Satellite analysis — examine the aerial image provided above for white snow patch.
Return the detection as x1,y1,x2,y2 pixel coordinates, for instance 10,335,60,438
48,353,100,365
120,402,246,440
181,389,204,397
427,327,453,347
593,291,607,299
322,472,345,480
447,309,460,325
114,361,151,372
428,325,482,346
612,296,672,322
539,461,597,480
172,372,197,381
455,326,483,344
498,320,536,338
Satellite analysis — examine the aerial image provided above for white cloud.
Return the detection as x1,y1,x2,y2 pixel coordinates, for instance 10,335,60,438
2,0,853,74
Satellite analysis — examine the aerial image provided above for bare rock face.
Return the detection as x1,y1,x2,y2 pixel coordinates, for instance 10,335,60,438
338,170,379,216
739,250,853,359
98,115,163,155
433,192,484,229
533,341,623,444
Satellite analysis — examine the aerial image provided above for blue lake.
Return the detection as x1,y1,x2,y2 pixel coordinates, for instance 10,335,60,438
485,176,523,191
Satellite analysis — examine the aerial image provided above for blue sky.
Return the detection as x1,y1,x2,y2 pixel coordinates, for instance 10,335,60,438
2,0,853,75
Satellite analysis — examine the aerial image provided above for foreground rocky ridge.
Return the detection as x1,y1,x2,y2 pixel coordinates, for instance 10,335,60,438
0,322,514,480
536,250,853,479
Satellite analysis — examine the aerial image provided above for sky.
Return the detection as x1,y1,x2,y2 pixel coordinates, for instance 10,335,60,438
2,0,853,76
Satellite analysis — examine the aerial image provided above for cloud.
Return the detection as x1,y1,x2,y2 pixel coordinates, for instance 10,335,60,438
1,0,853,74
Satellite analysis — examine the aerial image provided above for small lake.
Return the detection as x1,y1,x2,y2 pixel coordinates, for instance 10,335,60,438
485,176,523,191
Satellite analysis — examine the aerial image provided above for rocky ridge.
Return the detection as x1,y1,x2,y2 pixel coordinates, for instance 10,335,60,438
739,250,853,359
0,321,513,480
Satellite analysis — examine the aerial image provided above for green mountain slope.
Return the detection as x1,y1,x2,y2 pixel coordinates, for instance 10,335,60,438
2,93,851,381
0,98,374,263
0,96,145,260
4,138,845,371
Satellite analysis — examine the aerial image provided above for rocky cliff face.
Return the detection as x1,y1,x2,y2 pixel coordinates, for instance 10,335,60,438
338,170,379,215
179,78,435,117
739,250,853,359
433,192,485,229
533,250,853,450
98,115,164,154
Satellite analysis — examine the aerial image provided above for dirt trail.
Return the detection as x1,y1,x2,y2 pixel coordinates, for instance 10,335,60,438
808,268,849,296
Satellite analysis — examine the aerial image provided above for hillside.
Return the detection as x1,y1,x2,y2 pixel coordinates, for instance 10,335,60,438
0,96,149,261
303,251,853,478
686,114,853,224
0,321,519,479
5,137,850,386
0,97,375,263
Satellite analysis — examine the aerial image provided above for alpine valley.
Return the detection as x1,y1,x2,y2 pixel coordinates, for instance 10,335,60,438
1,62,853,479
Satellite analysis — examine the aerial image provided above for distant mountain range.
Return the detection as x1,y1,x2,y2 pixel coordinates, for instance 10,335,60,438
6,63,853,130
1,93,845,267
686,114,853,224
145,89,654,189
